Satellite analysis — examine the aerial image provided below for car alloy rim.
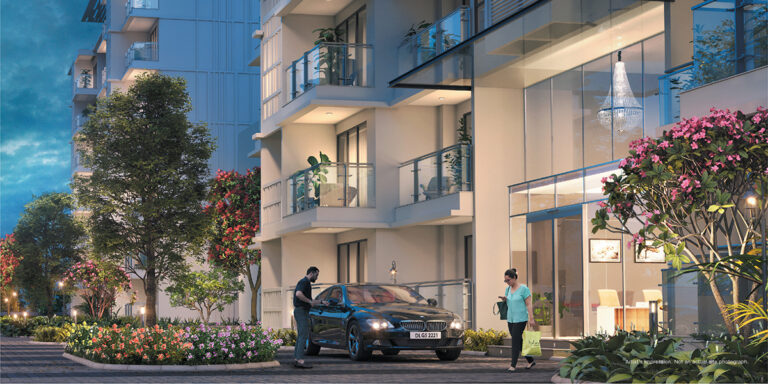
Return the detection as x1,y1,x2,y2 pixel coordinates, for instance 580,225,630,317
349,327,359,355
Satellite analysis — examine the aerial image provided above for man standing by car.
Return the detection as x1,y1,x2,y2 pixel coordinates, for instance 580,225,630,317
293,266,327,368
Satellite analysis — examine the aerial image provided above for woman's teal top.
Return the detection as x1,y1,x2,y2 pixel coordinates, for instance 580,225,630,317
505,284,531,323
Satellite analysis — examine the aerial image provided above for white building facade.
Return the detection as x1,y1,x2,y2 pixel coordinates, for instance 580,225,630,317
252,0,767,348
70,0,262,321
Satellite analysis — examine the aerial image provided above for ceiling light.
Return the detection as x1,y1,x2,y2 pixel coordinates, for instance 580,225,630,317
438,97,446,101
325,112,334,115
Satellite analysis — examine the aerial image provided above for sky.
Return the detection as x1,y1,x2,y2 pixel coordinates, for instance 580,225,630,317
1,0,100,236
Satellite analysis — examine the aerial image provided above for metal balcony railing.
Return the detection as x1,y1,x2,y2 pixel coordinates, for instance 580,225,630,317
397,6,471,76
285,43,373,103
287,162,374,214
125,42,158,68
262,179,282,224
398,144,471,206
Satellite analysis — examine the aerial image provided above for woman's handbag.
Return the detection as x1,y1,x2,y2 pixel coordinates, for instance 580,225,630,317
522,330,542,356
493,300,508,321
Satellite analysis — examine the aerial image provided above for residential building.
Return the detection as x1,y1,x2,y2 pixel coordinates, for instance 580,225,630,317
70,0,261,321
252,0,767,345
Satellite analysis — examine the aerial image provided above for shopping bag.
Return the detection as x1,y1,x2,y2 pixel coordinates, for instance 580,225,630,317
522,330,542,356
493,300,508,321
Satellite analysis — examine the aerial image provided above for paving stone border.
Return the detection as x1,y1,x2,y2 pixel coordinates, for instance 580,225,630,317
28,341,66,345
551,373,602,384
277,345,492,357
62,352,280,372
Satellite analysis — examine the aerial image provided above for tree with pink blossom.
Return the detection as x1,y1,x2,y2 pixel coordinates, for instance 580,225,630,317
592,107,768,335
64,260,133,319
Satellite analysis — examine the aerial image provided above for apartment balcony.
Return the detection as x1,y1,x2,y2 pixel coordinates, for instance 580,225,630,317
277,162,382,235
72,71,98,102
394,144,473,227
285,43,373,104
124,42,159,80
122,0,159,32
397,6,472,77
74,115,89,135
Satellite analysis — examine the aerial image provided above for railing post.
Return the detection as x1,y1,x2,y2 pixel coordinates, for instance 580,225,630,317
303,53,309,92
343,163,349,207
413,160,419,203
291,176,297,214
437,149,444,196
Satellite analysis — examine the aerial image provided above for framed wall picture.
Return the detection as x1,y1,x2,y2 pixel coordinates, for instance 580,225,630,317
635,241,667,263
589,239,621,263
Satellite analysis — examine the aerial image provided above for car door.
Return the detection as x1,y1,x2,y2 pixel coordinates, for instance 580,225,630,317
309,288,331,344
324,287,346,346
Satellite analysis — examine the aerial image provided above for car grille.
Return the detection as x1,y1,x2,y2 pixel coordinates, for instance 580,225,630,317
426,321,447,332
400,320,425,331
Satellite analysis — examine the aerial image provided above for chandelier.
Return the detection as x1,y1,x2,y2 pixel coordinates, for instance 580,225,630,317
597,51,642,134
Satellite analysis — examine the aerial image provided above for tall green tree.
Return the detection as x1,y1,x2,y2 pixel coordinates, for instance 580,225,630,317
13,193,85,316
73,73,215,326
166,267,243,324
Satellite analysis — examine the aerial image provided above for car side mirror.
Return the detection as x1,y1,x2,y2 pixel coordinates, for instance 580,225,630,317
427,298,438,307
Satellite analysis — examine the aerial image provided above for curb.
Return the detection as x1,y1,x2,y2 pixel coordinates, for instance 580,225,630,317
551,373,604,384
62,353,281,371
28,341,66,345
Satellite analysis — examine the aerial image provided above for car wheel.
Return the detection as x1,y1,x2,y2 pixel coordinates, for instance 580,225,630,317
435,348,461,361
304,336,321,355
382,349,400,356
347,322,372,361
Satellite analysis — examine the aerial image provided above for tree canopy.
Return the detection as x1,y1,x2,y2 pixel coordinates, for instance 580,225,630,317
73,73,215,325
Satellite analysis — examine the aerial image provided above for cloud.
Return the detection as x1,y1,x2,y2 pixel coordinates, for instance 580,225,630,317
1,0,100,235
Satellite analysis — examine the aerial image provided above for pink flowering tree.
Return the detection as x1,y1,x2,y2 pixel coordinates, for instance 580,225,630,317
592,107,768,335
64,260,133,319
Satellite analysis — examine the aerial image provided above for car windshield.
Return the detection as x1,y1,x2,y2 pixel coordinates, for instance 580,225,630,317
346,285,428,305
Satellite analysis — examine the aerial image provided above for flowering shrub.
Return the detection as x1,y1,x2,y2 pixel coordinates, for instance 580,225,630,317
205,168,261,321
1,233,21,290
592,107,768,335
64,260,132,319
66,322,282,365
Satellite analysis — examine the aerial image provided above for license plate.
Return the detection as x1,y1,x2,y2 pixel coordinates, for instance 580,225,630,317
410,332,441,339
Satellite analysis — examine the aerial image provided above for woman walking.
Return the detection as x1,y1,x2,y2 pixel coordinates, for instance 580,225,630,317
498,268,536,372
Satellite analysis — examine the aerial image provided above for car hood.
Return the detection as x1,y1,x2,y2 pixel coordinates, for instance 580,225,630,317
354,303,455,320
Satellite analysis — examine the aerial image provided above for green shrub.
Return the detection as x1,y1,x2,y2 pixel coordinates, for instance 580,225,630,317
270,328,297,346
32,325,71,342
462,328,508,352
559,330,768,383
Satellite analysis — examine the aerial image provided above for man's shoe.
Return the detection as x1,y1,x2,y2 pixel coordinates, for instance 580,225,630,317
293,360,313,369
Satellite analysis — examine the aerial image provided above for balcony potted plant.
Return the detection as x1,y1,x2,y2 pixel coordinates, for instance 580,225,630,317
444,115,471,192
312,27,346,86
79,69,92,88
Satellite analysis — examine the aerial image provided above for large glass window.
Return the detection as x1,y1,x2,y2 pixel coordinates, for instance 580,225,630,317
525,81,552,180
552,68,583,174
338,240,366,283
338,123,367,163
583,55,613,167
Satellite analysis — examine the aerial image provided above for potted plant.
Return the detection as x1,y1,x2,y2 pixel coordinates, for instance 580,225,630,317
444,115,471,192
312,27,345,86
79,69,92,88
295,151,330,208
532,292,570,335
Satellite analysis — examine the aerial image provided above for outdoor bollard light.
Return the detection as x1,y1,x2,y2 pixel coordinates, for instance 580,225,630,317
58,281,63,289
71,309,77,323
22,311,27,322
12,314,17,320
649,301,658,337
389,261,398,284
4,297,8,315
140,306,146,327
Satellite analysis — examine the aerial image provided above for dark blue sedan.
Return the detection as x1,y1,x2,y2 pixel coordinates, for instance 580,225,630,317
305,284,465,361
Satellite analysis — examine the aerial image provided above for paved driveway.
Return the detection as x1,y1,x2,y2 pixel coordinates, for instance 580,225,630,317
0,337,558,383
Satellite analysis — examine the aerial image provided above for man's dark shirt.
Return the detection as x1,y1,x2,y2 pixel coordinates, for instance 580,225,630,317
294,276,312,310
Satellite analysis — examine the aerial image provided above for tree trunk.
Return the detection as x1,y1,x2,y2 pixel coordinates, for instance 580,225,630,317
45,284,54,317
246,264,260,322
705,271,738,334
145,268,158,326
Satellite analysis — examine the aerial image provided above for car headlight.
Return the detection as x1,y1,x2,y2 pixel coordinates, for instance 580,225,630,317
366,318,394,330
450,316,463,330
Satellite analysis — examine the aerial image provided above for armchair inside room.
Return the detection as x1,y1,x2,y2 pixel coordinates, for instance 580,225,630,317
596,289,621,335
421,176,452,200
318,183,358,207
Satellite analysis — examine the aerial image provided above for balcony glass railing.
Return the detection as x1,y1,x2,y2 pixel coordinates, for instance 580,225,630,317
692,0,767,86
287,162,374,214
658,64,694,126
126,0,159,14
75,72,95,89
125,42,158,68
397,6,471,76
398,144,471,206
76,115,89,130
285,43,373,103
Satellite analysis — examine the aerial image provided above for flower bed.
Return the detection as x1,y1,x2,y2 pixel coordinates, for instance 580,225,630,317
66,323,282,365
